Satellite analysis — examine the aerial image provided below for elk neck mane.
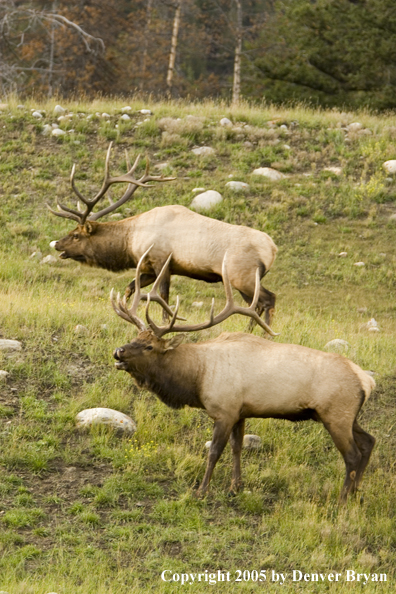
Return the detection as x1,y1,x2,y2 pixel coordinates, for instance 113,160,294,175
87,220,136,272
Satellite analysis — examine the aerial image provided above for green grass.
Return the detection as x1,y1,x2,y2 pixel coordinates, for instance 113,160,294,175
0,97,395,592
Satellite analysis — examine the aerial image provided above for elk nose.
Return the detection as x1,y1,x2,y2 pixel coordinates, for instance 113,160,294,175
113,347,124,360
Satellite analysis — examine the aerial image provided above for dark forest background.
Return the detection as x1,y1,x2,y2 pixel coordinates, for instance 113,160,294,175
1,0,396,110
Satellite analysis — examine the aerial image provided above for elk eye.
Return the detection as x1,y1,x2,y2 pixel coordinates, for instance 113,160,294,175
73,234,79,239
144,345,153,351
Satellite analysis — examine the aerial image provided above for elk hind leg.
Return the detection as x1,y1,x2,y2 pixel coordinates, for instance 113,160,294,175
323,420,362,503
229,419,245,494
352,420,375,490
197,419,234,496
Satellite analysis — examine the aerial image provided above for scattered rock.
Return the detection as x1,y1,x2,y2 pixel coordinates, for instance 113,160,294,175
243,141,254,149
0,370,10,382
102,112,111,118
205,441,212,450
30,250,43,260
139,109,152,115
51,123,59,129
279,124,288,131
346,122,363,132
252,167,285,181
121,106,132,113
225,181,249,192
74,324,89,335
324,339,351,353
338,251,347,257
0,103,8,110
54,105,65,116
191,146,216,157
0,340,22,351
120,114,131,121
243,434,262,450
17,104,25,109
357,307,368,314
76,408,137,435
42,124,52,136
52,128,66,137
389,213,396,221
220,117,233,127
360,318,380,332
283,144,291,150
192,187,206,193
110,213,122,219
156,162,170,171
354,261,365,267
32,111,43,119
191,190,223,211
192,301,203,308
383,160,396,174
323,166,342,175
40,255,58,265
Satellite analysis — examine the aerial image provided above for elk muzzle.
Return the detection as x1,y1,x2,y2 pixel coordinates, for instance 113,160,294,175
113,347,128,370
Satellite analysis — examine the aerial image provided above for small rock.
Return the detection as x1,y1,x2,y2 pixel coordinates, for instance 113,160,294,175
100,324,108,331
0,370,10,381
243,141,254,149
74,324,89,335
252,167,285,181
347,122,363,132
389,213,396,221
279,124,288,131
51,123,59,129
110,213,122,219
357,307,368,314
191,190,223,211
338,252,347,257
17,104,25,109
225,181,249,192
220,117,233,127
32,111,43,119
76,408,137,435
324,339,351,353
139,109,152,115
40,255,57,265
283,144,291,150
360,318,380,332
121,106,132,113
0,339,22,351
155,162,170,171
52,128,66,137
42,124,52,136
383,160,396,174
30,250,43,261
243,434,261,450
54,105,65,116
191,146,216,157
102,112,111,118
192,187,206,193
57,115,67,122
354,261,365,267
323,166,342,175
192,301,203,308
205,440,212,450
120,114,131,121
368,327,380,333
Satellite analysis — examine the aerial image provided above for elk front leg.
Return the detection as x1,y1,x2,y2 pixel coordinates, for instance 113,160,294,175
229,419,245,494
153,263,171,321
197,419,233,497
125,273,156,299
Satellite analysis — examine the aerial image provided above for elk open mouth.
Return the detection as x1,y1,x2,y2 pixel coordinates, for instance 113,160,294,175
114,361,128,371
59,252,69,259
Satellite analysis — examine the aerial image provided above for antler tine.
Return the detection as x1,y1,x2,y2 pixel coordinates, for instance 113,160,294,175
146,294,182,338
142,253,186,320
110,289,146,331
46,202,81,222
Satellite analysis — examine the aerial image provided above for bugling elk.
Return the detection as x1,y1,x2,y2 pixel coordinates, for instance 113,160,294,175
48,142,278,328
111,247,375,502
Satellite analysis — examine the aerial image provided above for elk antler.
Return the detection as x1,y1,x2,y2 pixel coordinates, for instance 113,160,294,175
111,248,279,338
47,142,176,224
110,246,186,331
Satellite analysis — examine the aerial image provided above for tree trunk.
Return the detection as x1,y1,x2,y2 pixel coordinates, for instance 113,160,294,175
166,1,182,97
232,0,242,105
140,0,153,92
48,0,58,98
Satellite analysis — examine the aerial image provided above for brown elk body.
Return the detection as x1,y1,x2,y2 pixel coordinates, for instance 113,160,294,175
111,250,375,502
49,144,277,326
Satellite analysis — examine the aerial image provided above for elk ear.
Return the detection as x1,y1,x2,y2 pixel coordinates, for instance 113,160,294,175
163,334,185,351
84,221,95,235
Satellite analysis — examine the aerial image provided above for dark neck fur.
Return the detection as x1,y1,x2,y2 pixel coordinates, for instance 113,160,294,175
129,355,203,410
88,221,135,272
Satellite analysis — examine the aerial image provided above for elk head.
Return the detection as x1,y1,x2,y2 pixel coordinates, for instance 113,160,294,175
48,142,175,262
111,246,279,376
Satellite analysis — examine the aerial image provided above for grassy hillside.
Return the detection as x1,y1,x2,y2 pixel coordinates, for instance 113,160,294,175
0,97,395,593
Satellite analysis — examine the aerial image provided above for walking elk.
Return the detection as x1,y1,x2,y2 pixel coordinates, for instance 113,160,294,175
111,247,375,502
48,143,278,328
